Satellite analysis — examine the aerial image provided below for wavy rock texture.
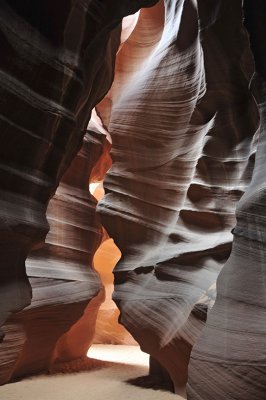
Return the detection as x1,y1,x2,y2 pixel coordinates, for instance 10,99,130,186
93,7,165,346
0,129,109,383
0,0,158,384
88,119,136,345
97,0,165,127
0,0,158,329
187,2,266,399
91,186,137,345
93,236,138,345
98,0,258,395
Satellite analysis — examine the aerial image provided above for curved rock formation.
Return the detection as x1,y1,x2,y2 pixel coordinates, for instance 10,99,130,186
187,2,266,399
93,4,165,346
0,0,158,384
97,0,165,127
1,0,264,396
98,0,258,395
0,0,158,330
0,128,109,383
93,237,138,345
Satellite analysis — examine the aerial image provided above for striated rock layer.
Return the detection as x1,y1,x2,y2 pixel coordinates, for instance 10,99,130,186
98,0,258,395
0,128,108,383
0,0,158,384
0,0,158,328
188,2,266,399
97,0,165,127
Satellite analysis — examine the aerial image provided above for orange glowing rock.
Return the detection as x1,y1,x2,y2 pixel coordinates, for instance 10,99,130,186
93,239,137,345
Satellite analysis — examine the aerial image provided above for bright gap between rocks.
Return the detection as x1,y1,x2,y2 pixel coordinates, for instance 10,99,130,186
87,344,150,367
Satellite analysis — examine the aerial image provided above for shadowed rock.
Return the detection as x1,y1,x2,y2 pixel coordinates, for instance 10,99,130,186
0,0,159,384
188,2,266,399
98,0,258,395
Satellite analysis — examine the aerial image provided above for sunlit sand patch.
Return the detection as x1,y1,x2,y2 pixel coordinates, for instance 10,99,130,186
87,344,149,367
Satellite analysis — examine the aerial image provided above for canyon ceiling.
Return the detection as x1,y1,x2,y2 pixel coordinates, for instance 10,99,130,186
0,1,265,399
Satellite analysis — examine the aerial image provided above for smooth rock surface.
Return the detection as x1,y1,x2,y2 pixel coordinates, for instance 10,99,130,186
0,0,158,328
0,0,158,384
188,2,266,399
1,1,264,397
98,0,258,394
0,130,107,383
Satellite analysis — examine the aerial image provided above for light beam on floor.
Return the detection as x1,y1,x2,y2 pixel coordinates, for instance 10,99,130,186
87,344,149,367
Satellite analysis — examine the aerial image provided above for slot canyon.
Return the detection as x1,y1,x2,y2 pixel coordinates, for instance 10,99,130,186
0,1,265,399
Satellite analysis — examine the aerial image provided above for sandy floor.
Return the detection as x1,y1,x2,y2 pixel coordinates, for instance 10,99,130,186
0,345,184,400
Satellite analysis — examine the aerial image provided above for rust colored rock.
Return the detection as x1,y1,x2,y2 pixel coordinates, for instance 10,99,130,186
0,130,109,382
89,176,136,345
1,0,264,395
0,0,159,384
93,238,137,345
97,0,165,128
0,0,158,330
98,0,258,395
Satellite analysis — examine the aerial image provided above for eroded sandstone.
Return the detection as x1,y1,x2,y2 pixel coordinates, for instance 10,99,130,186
98,0,258,395
0,0,158,384
188,2,266,399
